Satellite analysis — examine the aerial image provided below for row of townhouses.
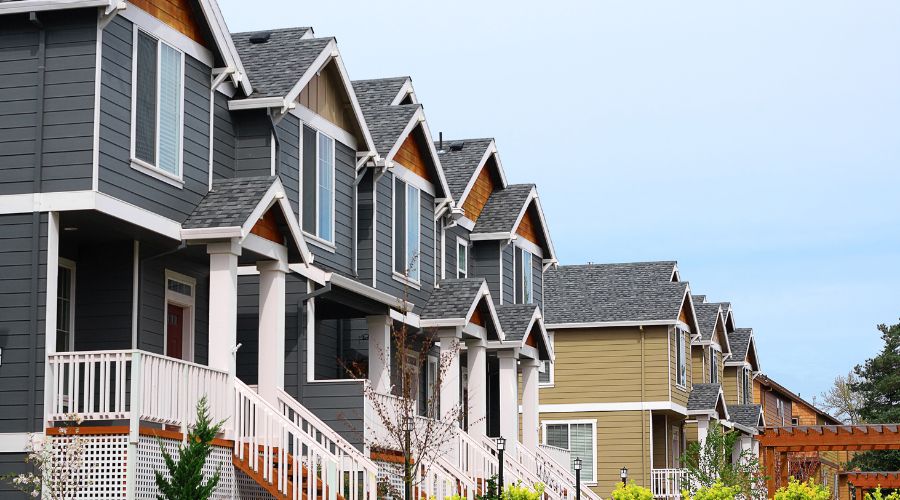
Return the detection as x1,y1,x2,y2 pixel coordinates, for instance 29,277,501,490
0,0,822,499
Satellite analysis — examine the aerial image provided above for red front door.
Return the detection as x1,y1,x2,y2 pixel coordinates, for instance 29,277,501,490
167,303,184,360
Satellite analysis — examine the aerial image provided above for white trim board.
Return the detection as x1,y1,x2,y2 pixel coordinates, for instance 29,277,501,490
539,401,689,415
120,5,214,67
545,319,678,330
0,433,31,453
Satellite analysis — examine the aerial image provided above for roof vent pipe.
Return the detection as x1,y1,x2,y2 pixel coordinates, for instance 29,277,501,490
438,132,444,153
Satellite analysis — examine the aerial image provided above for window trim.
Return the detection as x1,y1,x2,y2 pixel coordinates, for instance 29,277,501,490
57,258,77,353
129,26,185,188
392,176,422,284
675,327,687,389
521,249,533,304
315,131,336,244
539,332,555,387
163,270,196,362
709,346,719,384
541,418,598,485
456,237,468,279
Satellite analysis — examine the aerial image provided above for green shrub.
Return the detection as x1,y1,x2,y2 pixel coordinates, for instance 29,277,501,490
865,488,900,500
683,481,743,500
611,481,653,500
773,477,831,500
501,481,545,500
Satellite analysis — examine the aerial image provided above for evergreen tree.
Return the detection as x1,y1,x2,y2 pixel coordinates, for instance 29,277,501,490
848,321,900,471
154,397,224,500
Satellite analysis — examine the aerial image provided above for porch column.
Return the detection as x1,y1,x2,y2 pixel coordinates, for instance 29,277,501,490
497,350,519,443
257,259,288,405
438,328,462,424
520,358,540,451
207,240,241,373
367,315,392,394
466,338,488,436
696,416,710,447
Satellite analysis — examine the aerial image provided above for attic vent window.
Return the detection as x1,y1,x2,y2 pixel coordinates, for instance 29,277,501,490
249,32,271,44
449,142,464,152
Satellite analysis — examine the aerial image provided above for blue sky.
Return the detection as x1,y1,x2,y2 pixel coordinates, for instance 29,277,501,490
219,0,900,404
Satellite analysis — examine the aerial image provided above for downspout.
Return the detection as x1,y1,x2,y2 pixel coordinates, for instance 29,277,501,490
267,109,282,177
30,12,45,194
208,68,235,190
640,324,647,483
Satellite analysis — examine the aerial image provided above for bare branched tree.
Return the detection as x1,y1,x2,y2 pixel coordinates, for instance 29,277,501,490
818,372,865,424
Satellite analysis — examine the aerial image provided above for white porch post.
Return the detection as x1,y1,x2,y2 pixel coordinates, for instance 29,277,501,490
697,416,710,447
437,329,462,424
367,315,392,394
466,338,488,436
497,350,519,443
43,211,59,428
520,358,540,451
207,240,241,373
257,259,288,405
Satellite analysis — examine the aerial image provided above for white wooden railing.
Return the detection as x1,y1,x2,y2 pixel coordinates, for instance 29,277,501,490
46,350,230,429
479,435,551,497
651,468,688,499
538,443,571,470
454,428,500,487
533,444,601,500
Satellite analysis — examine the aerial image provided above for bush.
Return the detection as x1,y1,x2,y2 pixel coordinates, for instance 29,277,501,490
865,488,900,500
611,481,653,500
501,482,545,500
683,482,743,500
773,477,831,500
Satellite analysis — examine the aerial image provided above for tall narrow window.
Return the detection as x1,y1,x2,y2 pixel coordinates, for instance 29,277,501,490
521,250,533,304
133,29,182,177
742,368,752,404
393,179,421,281
317,133,335,242
56,260,76,352
545,421,595,483
405,183,420,280
676,328,687,387
456,238,468,278
709,347,718,384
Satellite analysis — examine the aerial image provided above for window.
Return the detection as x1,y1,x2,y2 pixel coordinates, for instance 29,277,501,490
393,179,421,281
521,250,533,304
317,133,335,242
742,368,753,404
709,347,718,384
545,421,596,483
675,328,687,387
776,399,785,425
132,29,183,179
456,238,468,278
791,417,800,426
301,130,336,244
56,259,76,352
539,332,555,386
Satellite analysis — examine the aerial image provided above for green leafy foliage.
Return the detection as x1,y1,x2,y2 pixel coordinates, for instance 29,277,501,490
772,477,831,500
865,488,900,500
682,482,743,500
501,481,546,500
154,397,224,500
681,423,767,499
610,481,653,500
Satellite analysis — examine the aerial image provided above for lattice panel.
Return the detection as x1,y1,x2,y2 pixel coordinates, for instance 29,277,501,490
49,433,129,499
136,435,236,500
375,459,405,498
234,468,278,499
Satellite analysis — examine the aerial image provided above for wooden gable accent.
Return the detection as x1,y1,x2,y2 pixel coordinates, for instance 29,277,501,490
130,0,206,45
514,203,541,246
678,296,696,332
524,328,538,348
298,61,364,144
250,209,284,244
462,157,498,222
394,128,433,184
469,303,485,327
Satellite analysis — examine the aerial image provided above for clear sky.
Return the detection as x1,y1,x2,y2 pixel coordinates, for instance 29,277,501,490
218,0,900,405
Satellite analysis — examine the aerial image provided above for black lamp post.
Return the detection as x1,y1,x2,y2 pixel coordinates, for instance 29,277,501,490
574,457,582,500
621,465,628,486
496,436,506,493
403,416,414,500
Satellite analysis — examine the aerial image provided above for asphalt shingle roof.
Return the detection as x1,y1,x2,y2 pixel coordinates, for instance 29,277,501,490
420,279,486,320
352,77,409,107
692,298,722,342
544,262,687,324
232,28,329,98
495,304,539,342
183,177,275,228
471,184,534,234
730,404,763,428
354,102,420,157
728,328,753,362
688,383,722,412
434,138,494,201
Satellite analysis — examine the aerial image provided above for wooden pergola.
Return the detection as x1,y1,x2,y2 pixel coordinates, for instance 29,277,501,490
758,425,900,499
841,471,900,490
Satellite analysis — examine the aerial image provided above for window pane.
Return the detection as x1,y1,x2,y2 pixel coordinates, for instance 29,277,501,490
157,42,181,175
522,251,533,304
56,266,72,352
406,184,420,280
317,134,334,241
457,241,467,278
570,424,594,482
302,126,317,232
539,360,551,384
135,31,157,165
545,424,568,449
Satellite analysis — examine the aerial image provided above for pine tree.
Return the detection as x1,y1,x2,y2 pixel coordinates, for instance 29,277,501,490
154,397,224,500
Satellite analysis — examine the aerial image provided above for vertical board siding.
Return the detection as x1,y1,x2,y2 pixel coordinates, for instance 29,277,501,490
234,110,271,177
211,91,235,180
471,241,500,305
98,15,210,222
0,214,46,433
0,11,95,195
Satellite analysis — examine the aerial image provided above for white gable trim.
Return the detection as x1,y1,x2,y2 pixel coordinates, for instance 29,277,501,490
196,0,252,94
457,140,508,207
0,0,113,15
382,108,452,200
390,77,417,105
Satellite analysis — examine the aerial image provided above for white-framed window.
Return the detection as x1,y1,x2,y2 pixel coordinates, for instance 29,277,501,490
742,367,753,404
539,332,555,386
393,178,421,282
56,259,77,352
543,420,596,484
776,398,785,425
709,347,719,384
164,270,195,362
131,27,184,184
316,132,335,242
675,327,687,387
521,250,533,304
456,237,468,279
791,417,800,426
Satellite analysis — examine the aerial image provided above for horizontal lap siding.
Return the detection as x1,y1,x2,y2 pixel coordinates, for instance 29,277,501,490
533,250,543,308
277,114,300,218
71,241,133,351
98,16,210,223
301,380,366,451
212,91,235,180
356,170,374,285
670,327,691,407
0,452,31,496
0,11,95,195
307,138,355,275
0,214,46,433
502,243,513,304
234,110,271,177
723,367,740,405
471,241,500,305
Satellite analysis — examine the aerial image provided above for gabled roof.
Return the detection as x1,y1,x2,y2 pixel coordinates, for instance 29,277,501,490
688,383,730,420
355,103,421,159
726,328,759,370
352,77,412,107
755,374,841,425
436,138,504,201
231,28,320,98
469,184,558,261
419,279,503,340
544,263,695,328
730,404,765,429
692,298,721,343
182,176,312,264
494,304,553,361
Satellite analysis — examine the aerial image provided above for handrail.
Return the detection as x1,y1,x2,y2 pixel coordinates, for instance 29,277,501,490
477,435,549,496
651,468,688,499
534,444,601,500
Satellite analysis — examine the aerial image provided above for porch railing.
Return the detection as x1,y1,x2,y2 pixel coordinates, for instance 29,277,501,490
651,468,688,499
533,443,601,500
46,350,230,429
478,434,551,497
538,443,571,470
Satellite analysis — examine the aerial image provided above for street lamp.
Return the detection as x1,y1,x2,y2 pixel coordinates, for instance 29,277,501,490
403,416,414,500
496,437,506,492
574,457,582,500
620,466,628,486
